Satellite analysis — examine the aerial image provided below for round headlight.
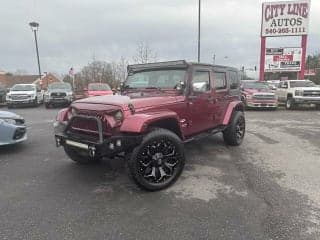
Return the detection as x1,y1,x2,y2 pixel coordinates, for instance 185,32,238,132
114,111,123,122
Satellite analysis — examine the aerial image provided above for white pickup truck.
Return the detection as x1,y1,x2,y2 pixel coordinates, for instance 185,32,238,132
6,84,43,108
276,80,320,110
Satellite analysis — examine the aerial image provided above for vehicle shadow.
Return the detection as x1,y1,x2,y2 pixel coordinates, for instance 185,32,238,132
0,142,27,155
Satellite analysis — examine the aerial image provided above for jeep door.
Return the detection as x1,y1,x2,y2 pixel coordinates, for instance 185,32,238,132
187,67,214,135
212,69,229,125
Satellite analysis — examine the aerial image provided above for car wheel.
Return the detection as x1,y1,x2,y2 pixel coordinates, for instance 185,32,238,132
64,145,100,164
223,111,245,146
286,98,295,110
127,128,185,191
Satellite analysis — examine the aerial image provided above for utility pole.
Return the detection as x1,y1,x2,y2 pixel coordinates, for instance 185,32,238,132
29,22,42,86
198,0,201,63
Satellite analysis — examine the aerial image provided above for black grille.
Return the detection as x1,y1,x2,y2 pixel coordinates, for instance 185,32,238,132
11,95,29,100
13,128,26,140
51,92,66,98
303,90,320,97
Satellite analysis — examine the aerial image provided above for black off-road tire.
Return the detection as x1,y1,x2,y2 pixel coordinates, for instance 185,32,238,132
223,111,245,146
64,145,100,164
127,128,185,191
286,98,296,110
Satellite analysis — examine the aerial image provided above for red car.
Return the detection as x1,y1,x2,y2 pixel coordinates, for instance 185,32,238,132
241,81,278,109
84,83,113,97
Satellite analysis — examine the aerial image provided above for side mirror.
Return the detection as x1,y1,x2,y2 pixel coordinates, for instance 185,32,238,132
6,88,10,93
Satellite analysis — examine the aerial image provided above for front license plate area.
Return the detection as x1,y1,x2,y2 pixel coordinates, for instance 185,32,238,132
66,140,88,150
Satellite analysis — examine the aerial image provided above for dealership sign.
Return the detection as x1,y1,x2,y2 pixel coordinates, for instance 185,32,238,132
261,0,310,37
265,47,302,72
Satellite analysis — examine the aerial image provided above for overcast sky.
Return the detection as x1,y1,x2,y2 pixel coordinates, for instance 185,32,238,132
0,0,319,77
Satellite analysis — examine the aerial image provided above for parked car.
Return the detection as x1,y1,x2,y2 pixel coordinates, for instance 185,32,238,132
0,84,6,104
266,80,280,91
0,111,27,146
6,84,43,108
84,83,113,97
44,82,74,108
276,80,320,110
54,60,245,191
241,81,278,109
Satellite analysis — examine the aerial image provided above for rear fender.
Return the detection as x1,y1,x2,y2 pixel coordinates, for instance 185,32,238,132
120,111,182,136
222,101,244,125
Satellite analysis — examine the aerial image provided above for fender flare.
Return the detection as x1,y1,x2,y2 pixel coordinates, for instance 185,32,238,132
222,101,244,126
120,111,183,136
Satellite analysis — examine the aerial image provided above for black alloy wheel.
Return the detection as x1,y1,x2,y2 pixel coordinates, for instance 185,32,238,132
128,128,185,191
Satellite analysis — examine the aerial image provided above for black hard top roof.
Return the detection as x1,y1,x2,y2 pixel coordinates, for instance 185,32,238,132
127,60,238,72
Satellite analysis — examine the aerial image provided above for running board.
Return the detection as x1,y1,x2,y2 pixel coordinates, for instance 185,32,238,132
183,127,226,143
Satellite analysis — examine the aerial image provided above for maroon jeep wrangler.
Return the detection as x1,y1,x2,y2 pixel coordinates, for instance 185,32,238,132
54,60,245,191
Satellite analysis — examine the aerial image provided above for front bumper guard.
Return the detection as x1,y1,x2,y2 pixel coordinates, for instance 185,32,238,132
54,115,143,158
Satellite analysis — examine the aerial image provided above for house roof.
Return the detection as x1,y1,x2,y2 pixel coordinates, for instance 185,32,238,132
0,73,61,88
0,74,39,88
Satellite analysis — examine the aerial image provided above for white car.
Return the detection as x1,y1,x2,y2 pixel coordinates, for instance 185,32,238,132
276,80,320,110
6,84,43,108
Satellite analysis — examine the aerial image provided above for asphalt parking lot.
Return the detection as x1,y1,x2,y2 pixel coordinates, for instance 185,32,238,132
0,106,320,240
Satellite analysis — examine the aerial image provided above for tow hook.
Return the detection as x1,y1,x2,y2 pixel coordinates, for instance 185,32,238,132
88,146,96,158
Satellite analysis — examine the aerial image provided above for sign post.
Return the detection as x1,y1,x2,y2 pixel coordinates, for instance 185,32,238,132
260,0,310,81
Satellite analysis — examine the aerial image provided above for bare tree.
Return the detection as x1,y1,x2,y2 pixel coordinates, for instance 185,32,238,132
133,42,157,64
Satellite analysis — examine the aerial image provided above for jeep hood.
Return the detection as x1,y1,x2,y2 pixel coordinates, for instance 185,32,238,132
73,94,179,111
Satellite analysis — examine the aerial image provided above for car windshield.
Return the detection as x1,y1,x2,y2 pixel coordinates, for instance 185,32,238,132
243,82,269,90
290,81,316,88
88,83,111,91
11,85,35,91
48,82,72,90
125,69,186,89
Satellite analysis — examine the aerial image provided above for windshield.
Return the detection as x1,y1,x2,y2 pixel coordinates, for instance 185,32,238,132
290,81,316,88
11,84,35,91
88,83,111,91
125,69,186,89
243,82,269,90
48,82,72,90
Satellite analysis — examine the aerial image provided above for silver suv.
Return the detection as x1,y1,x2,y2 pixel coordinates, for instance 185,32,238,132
44,82,74,108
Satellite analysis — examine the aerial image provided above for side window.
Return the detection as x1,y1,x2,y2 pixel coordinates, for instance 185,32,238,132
214,72,227,90
229,71,239,89
192,71,210,93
